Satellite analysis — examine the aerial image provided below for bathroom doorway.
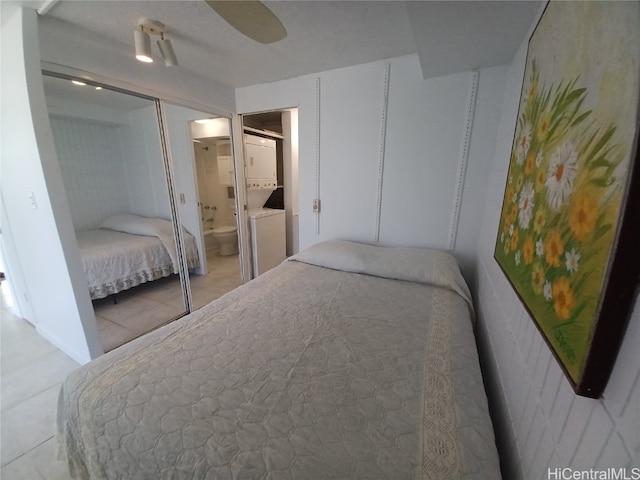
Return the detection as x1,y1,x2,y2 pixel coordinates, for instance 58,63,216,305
189,120,242,307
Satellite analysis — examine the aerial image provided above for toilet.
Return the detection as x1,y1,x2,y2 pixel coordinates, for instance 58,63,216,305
211,225,238,256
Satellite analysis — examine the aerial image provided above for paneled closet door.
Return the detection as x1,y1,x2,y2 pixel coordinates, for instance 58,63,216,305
162,103,245,310
43,73,189,352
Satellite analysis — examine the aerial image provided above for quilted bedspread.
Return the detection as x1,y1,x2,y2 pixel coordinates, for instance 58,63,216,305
77,227,199,300
57,241,501,479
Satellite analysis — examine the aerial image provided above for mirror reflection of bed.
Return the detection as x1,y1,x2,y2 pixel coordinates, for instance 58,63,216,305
43,74,240,352
90,229,241,351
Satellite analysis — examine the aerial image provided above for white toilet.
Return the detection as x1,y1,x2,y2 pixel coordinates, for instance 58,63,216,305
211,225,238,256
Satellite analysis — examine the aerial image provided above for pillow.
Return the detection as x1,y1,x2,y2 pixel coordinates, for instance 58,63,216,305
99,214,146,232
289,239,472,308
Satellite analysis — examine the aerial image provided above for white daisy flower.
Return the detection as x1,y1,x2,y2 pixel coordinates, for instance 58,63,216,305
543,281,553,300
536,239,544,257
518,181,535,229
515,251,521,266
546,141,578,210
565,248,580,274
536,151,544,168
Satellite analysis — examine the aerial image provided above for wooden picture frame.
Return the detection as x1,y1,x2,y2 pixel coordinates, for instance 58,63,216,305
494,1,640,398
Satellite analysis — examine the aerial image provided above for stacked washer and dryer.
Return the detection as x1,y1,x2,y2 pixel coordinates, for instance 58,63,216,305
244,134,286,278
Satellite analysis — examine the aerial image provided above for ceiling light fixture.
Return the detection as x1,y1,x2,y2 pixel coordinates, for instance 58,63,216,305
134,18,178,66
157,33,178,67
134,27,153,63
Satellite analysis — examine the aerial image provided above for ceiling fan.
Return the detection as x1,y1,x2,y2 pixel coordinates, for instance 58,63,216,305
205,1,287,44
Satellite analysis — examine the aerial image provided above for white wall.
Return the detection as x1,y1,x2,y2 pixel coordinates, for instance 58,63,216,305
122,106,172,220
473,13,640,479
50,115,131,230
0,6,102,363
236,55,502,278
49,103,175,231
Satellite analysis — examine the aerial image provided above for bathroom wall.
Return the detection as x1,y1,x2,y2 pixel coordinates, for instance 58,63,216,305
473,7,640,477
194,144,235,230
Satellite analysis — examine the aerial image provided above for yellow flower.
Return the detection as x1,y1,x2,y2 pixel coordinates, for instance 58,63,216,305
552,276,576,320
523,236,535,265
544,229,564,267
510,228,520,251
531,263,545,295
506,184,516,205
525,151,536,176
535,168,547,193
527,79,538,102
537,111,551,141
507,204,518,227
533,207,547,234
569,192,598,241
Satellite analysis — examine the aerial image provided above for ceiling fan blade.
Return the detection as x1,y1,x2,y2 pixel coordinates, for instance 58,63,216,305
205,1,287,44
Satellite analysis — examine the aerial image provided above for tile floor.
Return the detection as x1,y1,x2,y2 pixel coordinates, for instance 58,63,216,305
1,279,75,479
0,252,241,479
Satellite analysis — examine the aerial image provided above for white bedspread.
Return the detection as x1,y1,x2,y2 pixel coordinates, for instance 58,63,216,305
77,216,200,300
58,241,500,479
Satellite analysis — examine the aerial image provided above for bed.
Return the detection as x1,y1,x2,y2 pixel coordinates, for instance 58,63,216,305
77,214,200,300
57,240,501,479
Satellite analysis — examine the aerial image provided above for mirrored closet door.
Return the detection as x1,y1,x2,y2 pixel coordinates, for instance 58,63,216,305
162,103,243,310
42,73,191,351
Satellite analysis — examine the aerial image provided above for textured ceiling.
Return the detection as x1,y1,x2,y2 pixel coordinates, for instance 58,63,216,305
21,0,541,89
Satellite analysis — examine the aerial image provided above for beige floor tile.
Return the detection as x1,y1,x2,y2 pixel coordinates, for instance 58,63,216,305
110,301,183,336
26,437,72,480
0,431,23,469
1,451,45,480
191,288,221,310
96,295,166,324
1,384,60,466
137,282,186,309
1,349,77,412
98,319,137,352
1,326,59,375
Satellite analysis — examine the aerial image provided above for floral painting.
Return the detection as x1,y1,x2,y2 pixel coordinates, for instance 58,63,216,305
494,1,640,396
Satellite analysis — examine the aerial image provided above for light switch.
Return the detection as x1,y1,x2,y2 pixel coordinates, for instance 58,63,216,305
179,193,186,204
313,199,321,213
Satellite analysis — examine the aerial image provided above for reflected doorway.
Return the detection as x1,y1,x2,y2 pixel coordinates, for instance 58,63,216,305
189,120,242,309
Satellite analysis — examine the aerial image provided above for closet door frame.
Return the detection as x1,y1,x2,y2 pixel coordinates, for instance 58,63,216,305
40,69,246,316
